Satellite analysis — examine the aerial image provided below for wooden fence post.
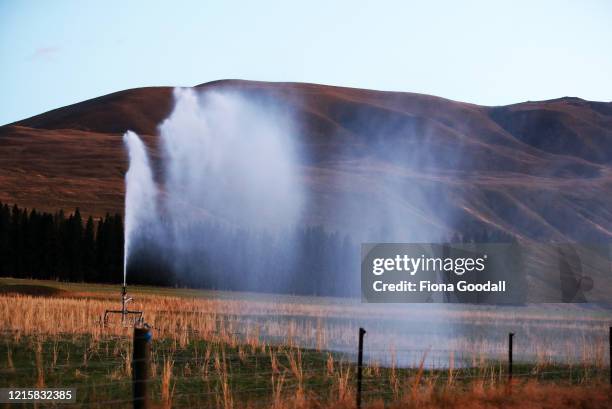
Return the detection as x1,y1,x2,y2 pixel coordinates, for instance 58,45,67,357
357,327,366,409
133,327,151,409
508,332,514,389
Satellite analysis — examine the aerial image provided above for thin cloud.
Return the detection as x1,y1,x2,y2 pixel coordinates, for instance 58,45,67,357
28,46,60,61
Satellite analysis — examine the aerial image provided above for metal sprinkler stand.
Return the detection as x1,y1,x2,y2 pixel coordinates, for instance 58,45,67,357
103,285,144,327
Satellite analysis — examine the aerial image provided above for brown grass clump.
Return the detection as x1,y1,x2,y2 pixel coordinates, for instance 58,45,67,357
35,339,45,388
161,355,175,409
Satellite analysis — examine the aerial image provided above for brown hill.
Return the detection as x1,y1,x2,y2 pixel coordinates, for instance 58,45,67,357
1,80,611,242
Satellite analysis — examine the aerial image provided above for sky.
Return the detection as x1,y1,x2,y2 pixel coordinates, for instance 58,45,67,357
1,0,611,125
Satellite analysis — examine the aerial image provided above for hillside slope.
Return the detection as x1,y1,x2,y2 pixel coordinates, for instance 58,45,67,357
1,80,610,241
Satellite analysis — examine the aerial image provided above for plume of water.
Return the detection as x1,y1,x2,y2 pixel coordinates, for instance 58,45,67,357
122,130,159,286
157,87,304,289
160,87,302,231
122,87,304,290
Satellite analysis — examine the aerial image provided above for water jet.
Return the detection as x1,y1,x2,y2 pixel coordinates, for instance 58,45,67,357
103,130,153,327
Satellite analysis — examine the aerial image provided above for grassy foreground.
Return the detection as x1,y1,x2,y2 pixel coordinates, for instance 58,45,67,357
0,278,611,408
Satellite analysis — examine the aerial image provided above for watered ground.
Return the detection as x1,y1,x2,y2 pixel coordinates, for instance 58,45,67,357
1,277,611,408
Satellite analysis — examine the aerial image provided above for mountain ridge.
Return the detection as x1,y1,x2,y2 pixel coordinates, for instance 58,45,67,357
1,80,610,242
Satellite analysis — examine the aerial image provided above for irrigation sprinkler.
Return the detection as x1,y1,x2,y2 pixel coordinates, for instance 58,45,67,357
103,284,144,327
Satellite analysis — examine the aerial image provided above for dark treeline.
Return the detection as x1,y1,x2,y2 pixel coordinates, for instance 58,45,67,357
0,202,124,283
0,202,363,295
1,202,517,296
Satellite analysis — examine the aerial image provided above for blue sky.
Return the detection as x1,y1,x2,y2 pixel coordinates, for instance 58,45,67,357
1,0,611,125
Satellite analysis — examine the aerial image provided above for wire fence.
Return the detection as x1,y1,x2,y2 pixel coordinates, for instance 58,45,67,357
0,326,610,408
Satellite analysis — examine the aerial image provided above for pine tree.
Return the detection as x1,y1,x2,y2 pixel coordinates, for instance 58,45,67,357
0,203,10,276
82,216,96,280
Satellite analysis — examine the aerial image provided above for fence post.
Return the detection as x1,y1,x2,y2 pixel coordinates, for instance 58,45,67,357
508,332,514,387
357,327,366,409
133,327,151,409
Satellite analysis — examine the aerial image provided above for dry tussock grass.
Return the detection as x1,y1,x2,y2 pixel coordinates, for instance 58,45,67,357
1,285,610,408
1,287,609,378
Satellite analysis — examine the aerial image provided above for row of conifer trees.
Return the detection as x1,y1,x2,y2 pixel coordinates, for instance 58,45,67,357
0,202,124,283
0,202,517,294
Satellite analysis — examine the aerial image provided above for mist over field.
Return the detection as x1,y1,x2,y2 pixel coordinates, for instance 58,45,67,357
125,87,308,292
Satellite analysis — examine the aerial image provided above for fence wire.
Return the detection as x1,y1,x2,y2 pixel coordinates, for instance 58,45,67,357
1,327,610,408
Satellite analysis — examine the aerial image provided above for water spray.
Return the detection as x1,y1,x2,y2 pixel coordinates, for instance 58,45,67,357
103,130,152,327
106,88,304,322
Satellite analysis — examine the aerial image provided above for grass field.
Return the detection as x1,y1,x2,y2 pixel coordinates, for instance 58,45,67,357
1,277,611,408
